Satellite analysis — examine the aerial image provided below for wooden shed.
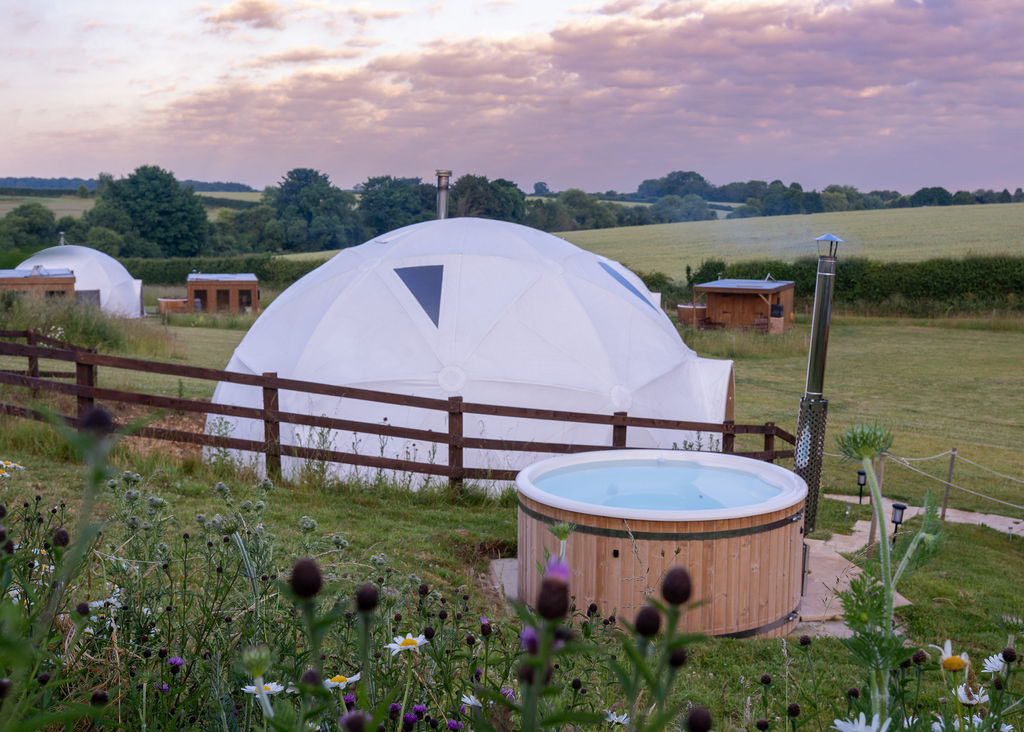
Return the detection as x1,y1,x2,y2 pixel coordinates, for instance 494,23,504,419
186,273,260,314
682,278,795,333
0,266,76,300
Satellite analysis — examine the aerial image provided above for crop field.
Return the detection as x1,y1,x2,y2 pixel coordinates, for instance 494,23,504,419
562,203,1024,279
0,194,94,218
195,191,263,202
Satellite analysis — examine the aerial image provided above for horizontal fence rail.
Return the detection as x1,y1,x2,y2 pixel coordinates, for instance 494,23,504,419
0,334,796,485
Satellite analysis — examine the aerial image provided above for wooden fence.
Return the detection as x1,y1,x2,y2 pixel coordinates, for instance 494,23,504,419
0,331,796,485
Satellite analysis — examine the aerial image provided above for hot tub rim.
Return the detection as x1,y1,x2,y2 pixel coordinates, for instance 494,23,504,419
516,449,808,523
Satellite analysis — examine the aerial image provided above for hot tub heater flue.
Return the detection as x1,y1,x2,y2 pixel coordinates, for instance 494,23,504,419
795,234,840,534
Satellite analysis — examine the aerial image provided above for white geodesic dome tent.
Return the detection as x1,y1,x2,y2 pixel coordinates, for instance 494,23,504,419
208,218,733,483
18,245,144,318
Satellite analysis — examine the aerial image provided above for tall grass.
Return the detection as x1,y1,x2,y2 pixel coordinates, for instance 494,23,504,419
0,293,182,358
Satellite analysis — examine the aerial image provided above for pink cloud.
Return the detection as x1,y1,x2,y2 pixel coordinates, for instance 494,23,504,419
248,46,365,67
204,0,288,32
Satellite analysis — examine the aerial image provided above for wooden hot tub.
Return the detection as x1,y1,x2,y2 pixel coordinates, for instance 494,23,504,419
517,450,806,638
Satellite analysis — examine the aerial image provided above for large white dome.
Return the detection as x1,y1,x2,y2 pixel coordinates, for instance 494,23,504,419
18,245,143,318
209,218,733,484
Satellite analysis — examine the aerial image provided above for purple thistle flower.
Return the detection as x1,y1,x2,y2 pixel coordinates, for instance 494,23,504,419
447,721,464,731
168,656,184,666
413,704,428,719
520,626,539,654
501,688,515,702
155,682,169,694
403,712,419,731
545,558,570,583
343,693,356,710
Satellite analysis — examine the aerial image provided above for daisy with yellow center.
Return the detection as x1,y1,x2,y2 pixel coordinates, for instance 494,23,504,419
241,681,284,695
324,672,361,689
385,633,429,656
930,640,970,672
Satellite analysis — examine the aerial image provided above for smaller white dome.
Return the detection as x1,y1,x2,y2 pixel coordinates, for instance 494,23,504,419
18,245,144,318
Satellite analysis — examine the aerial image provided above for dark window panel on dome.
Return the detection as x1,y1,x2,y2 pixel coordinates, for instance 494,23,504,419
395,264,444,326
598,262,655,310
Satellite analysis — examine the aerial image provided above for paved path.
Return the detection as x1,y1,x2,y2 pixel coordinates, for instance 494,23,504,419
795,494,1024,637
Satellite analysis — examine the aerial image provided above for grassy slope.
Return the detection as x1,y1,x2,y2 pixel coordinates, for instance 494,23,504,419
0,195,94,218
561,203,1024,279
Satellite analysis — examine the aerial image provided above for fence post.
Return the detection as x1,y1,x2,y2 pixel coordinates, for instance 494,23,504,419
941,447,958,521
448,396,464,491
262,372,282,483
612,411,628,448
26,329,39,380
75,352,95,426
722,420,735,454
763,421,775,458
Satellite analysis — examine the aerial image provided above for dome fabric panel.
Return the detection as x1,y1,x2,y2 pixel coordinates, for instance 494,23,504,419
208,218,732,484
18,245,144,318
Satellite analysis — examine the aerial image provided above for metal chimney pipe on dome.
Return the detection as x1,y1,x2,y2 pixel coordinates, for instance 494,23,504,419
794,233,841,534
436,169,452,219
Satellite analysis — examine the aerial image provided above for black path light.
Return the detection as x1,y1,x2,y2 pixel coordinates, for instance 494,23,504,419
857,469,867,504
890,502,907,544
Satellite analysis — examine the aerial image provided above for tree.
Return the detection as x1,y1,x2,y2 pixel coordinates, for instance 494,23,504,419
95,165,210,256
265,168,363,251
358,176,435,237
909,186,952,207
0,202,57,251
450,175,526,221
533,182,550,195
650,194,714,223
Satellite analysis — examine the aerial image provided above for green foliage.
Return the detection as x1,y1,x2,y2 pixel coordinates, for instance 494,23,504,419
87,165,210,257
450,174,526,222
357,176,435,237
0,202,57,252
265,168,363,252
836,423,894,462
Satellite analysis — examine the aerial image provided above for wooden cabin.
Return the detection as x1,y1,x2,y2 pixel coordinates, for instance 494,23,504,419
681,279,795,333
186,273,260,314
0,266,76,300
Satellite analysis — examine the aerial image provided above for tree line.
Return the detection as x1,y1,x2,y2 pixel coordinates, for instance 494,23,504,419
1,165,1021,259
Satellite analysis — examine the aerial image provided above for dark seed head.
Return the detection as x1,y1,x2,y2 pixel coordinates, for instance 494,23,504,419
299,669,320,685
423,625,435,640
799,635,811,647
419,583,429,596
994,677,1004,691
669,647,688,667
587,602,598,616
761,673,771,686
37,672,51,686
900,658,912,669
1003,647,1018,663
91,689,109,706
0,677,10,698
52,528,70,547
80,406,115,436
756,719,770,731
662,566,693,605
438,609,448,620
536,576,569,620
847,687,860,699
0,504,5,519
355,583,379,612
913,649,928,665
634,605,661,637
787,703,800,718
686,705,713,732
76,601,89,616
465,634,475,647
571,678,582,690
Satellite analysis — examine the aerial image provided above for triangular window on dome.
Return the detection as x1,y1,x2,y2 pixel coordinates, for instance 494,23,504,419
598,262,655,310
395,265,444,326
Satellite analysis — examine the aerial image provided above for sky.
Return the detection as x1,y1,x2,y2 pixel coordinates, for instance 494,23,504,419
2,0,1022,195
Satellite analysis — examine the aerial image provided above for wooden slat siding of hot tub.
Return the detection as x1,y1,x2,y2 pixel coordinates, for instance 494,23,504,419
517,495,803,636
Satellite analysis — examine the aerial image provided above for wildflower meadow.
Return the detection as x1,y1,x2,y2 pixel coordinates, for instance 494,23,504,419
0,414,1020,731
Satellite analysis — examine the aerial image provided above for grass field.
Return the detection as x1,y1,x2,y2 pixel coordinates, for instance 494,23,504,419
195,191,263,202
561,203,1024,279
0,195,94,218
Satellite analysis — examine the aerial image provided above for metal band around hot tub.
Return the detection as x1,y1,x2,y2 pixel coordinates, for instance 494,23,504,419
714,607,801,639
517,499,804,541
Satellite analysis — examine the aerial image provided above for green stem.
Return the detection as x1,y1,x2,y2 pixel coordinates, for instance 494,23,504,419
397,657,414,732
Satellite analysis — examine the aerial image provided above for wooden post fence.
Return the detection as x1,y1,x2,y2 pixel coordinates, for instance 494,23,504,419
722,420,735,453
448,396,464,489
763,421,775,455
612,411,627,447
262,372,281,482
75,352,96,426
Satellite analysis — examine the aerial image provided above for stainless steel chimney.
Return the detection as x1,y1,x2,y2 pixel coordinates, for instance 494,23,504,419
436,169,452,219
794,234,840,533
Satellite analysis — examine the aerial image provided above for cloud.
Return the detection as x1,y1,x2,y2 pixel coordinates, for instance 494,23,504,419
204,0,288,32
248,46,365,67
14,0,1024,193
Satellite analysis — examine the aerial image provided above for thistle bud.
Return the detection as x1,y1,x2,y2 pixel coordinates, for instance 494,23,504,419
686,706,713,732
634,605,661,637
662,566,692,605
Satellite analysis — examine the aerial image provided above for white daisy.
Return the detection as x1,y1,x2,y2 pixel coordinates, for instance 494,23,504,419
461,693,482,708
981,652,1007,675
385,633,429,655
606,711,630,725
324,672,361,690
242,682,284,695
930,640,969,672
956,683,989,706
833,712,892,732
